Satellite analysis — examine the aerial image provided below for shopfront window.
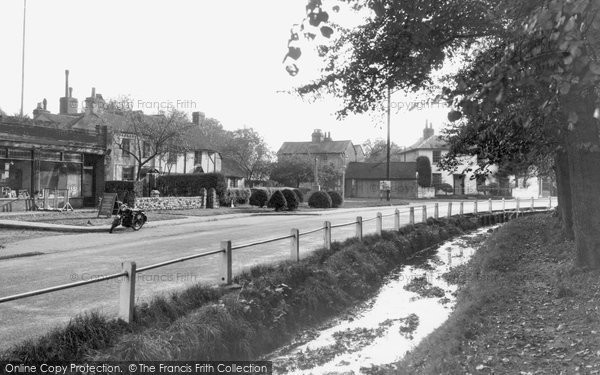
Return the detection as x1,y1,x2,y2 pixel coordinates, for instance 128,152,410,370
39,161,82,198
0,159,32,198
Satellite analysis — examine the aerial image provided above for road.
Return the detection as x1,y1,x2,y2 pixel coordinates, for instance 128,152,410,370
0,198,552,350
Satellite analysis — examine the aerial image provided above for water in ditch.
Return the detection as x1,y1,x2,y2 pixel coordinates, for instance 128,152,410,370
266,226,499,374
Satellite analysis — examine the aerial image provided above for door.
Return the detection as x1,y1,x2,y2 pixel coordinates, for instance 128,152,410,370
453,174,465,195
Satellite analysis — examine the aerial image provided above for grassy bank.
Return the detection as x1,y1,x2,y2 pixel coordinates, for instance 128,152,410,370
1,216,480,362
393,213,600,374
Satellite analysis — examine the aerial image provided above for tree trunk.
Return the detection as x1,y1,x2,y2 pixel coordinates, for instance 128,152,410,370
555,149,574,240
564,95,600,268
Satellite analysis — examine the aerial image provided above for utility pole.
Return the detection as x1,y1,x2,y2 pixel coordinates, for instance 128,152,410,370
386,85,391,202
20,0,27,117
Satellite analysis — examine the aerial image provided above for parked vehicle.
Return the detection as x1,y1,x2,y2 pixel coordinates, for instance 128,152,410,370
109,201,147,233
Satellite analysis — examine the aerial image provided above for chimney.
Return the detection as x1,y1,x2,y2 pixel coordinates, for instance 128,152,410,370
59,70,79,115
311,129,324,143
85,87,105,115
192,111,205,125
323,131,332,142
423,120,434,139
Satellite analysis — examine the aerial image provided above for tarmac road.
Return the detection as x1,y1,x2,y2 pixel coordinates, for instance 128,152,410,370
0,198,541,350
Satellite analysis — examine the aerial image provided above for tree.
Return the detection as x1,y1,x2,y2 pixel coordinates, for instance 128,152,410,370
222,128,272,181
362,138,403,162
270,156,314,187
416,156,432,187
290,0,600,268
319,163,343,191
111,109,194,180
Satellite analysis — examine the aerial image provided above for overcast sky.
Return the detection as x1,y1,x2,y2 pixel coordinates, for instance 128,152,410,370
0,0,450,152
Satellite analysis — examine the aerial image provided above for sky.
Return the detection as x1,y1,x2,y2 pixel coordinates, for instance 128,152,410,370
0,0,451,153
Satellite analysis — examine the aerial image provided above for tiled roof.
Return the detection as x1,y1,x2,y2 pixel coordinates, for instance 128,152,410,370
221,157,246,178
345,162,417,180
33,113,82,127
278,140,353,154
402,135,448,152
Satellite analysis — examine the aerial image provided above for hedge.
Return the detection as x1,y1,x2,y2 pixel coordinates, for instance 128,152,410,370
327,191,344,208
417,156,432,187
104,181,144,206
267,190,287,211
156,173,227,199
249,189,269,208
282,189,299,211
221,188,251,206
308,191,332,208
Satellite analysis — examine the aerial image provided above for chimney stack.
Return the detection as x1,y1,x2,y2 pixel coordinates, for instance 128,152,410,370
423,120,435,139
59,70,79,115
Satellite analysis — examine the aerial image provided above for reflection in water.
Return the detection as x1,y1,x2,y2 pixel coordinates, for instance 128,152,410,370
268,226,497,374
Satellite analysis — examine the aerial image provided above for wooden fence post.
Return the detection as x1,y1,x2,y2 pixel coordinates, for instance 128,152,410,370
474,200,478,215
447,202,452,218
119,261,136,323
220,240,232,285
409,207,415,224
376,213,382,236
460,202,464,216
548,196,552,209
488,198,493,213
394,209,400,231
516,197,520,216
531,197,534,211
356,216,363,241
422,205,427,222
290,229,299,261
502,197,506,212
324,221,332,250
434,203,439,219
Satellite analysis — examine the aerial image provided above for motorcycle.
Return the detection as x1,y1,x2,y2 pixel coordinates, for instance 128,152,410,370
109,201,147,233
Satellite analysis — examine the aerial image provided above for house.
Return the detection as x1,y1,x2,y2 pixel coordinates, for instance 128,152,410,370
344,162,418,198
220,157,246,188
398,121,491,196
399,121,552,198
277,129,365,190
0,113,106,209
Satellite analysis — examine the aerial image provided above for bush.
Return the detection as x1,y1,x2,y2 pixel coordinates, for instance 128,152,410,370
221,188,251,206
156,173,227,199
416,156,432,187
267,190,287,211
293,188,304,203
249,189,269,208
104,181,144,206
327,191,344,208
435,183,454,194
308,191,332,208
282,189,299,211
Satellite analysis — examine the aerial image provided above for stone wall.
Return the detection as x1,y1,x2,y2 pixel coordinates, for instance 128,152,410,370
135,196,204,211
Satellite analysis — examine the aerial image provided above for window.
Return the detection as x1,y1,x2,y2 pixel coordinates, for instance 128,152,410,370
432,150,442,163
122,166,135,181
432,173,442,187
230,178,238,188
143,142,151,158
121,138,131,157
194,151,203,166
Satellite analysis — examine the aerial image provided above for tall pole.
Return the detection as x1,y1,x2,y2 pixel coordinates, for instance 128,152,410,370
20,0,27,117
386,85,391,202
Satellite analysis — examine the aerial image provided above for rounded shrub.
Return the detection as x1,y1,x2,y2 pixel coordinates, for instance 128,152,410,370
267,190,287,211
308,191,332,209
293,188,304,203
327,191,343,208
249,189,269,208
282,189,299,211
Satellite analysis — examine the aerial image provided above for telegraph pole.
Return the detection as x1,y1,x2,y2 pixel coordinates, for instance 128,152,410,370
20,0,27,117
386,85,391,202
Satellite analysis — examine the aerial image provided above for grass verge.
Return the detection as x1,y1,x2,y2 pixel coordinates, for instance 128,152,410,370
0,216,480,362
392,213,600,374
